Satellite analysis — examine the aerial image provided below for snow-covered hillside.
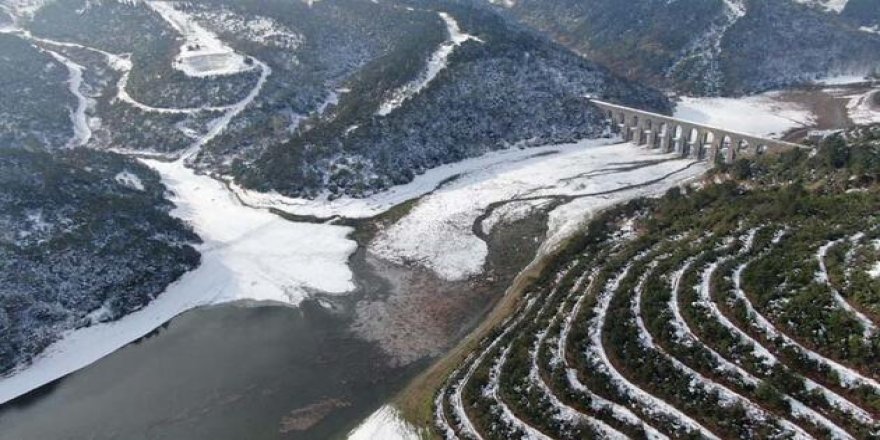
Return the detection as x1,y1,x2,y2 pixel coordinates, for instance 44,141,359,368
482,0,880,96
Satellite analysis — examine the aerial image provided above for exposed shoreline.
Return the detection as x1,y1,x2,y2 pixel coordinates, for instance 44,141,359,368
389,155,709,436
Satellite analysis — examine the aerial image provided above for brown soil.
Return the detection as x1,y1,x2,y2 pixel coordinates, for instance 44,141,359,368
777,82,879,142
350,254,496,368
388,207,564,435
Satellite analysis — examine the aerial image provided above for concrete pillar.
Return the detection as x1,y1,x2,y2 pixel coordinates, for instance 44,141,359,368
631,126,643,145
621,114,632,141
674,131,685,156
645,129,656,149
642,118,656,148
659,129,672,152
684,127,700,158
726,136,739,163
710,131,722,150
709,131,722,164
691,129,704,159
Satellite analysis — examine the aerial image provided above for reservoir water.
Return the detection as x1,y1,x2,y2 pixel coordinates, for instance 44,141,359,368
0,301,422,440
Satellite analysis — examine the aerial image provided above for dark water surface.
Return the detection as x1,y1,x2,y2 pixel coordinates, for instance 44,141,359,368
0,301,419,440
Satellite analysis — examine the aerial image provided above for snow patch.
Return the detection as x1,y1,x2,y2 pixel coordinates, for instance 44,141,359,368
487,0,516,7
675,93,814,138
347,405,421,440
791,0,849,13
733,260,880,392
377,12,478,116
587,260,720,438
846,89,880,125
667,0,745,95
43,49,92,148
813,74,871,86
114,170,144,190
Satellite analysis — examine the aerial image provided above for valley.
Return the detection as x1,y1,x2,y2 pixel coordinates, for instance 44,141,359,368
0,0,878,439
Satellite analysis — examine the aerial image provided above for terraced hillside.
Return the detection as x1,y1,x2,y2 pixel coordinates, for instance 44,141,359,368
434,126,880,439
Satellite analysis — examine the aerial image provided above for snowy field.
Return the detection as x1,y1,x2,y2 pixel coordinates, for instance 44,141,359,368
148,1,253,77
347,405,423,440
371,141,707,281
675,93,815,138
0,160,357,404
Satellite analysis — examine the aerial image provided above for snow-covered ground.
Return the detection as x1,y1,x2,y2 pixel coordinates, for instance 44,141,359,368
813,74,872,86
145,159,357,303
377,12,478,116
846,89,880,125
370,141,705,281
235,141,705,222
147,1,254,77
44,48,93,148
675,93,814,138
347,405,422,440
0,159,357,404
114,169,145,190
